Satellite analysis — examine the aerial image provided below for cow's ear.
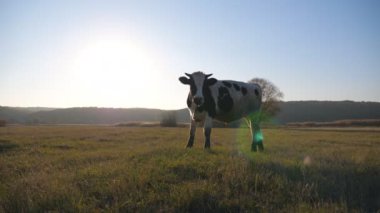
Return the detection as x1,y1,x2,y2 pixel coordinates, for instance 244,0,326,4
207,78,217,86
179,76,190,85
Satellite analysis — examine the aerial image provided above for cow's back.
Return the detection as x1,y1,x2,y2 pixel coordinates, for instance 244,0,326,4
209,80,262,122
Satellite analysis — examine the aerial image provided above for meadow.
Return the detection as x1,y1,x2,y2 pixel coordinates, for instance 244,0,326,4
0,126,379,212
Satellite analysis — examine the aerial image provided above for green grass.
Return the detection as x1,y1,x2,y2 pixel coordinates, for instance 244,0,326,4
0,126,379,212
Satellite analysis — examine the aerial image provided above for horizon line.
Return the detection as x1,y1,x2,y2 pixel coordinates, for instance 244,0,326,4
1,99,380,110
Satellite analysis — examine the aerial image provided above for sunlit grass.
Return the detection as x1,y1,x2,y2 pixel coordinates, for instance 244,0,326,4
0,126,379,212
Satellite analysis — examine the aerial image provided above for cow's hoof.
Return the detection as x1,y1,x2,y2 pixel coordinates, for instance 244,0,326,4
204,140,211,149
258,143,264,152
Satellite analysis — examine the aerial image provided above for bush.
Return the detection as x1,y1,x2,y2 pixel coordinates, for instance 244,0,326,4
160,111,178,127
0,120,6,127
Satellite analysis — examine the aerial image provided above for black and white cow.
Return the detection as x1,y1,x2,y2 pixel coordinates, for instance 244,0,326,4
179,71,264,152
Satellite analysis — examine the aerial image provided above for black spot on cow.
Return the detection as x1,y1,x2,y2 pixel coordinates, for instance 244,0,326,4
217,86,233,112
233,83,240,91
186,93,192,108
189,79,197,96
222,81,232,88
203,79,216,117
254,89,259,96
241,87,248,96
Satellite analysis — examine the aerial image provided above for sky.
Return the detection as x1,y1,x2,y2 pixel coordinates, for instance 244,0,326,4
1,0,379,109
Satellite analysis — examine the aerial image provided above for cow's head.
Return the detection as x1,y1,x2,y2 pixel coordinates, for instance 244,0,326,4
179,71,217,107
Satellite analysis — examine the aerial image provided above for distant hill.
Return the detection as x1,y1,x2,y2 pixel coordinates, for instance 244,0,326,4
276,101,380,123
1,101,380,125
0,106,56,123
32,108,164,124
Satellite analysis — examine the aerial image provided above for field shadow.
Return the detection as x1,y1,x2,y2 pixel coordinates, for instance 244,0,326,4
255,160,380,212
0,139,19,153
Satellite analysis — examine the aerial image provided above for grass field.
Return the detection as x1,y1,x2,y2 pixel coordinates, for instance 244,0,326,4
0,126,379,212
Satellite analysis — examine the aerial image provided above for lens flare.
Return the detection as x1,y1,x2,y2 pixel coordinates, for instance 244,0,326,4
235,109,275,157
254,131,264,143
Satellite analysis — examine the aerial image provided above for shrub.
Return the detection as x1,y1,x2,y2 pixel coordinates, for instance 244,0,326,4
0,119,6,127
160,111,177,127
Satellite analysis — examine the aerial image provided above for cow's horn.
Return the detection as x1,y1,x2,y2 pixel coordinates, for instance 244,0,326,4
205,74,213,78
185,73,191,77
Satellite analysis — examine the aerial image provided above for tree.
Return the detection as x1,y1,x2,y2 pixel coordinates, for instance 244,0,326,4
248,78,284,122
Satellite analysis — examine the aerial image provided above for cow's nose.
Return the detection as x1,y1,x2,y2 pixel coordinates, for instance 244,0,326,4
193,97,203,105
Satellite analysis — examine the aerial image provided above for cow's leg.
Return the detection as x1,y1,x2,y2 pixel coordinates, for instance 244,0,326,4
253,121,264,152
203,115,213,149
187,119,196,148
248,116,264,152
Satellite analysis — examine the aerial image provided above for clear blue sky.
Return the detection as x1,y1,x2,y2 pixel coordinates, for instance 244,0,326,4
1,0,379,109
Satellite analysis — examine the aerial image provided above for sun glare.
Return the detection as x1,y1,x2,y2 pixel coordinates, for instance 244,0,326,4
68,34,162,107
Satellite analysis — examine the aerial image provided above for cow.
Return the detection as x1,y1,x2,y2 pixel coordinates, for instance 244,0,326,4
179,71,264,152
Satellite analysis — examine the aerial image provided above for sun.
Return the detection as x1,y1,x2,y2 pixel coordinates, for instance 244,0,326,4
74,36,156,82
67,34,162,107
